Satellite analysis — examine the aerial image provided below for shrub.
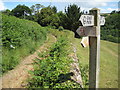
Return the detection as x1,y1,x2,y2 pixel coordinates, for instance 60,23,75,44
28,36,81,88
2,14,47,73
58,26,64,31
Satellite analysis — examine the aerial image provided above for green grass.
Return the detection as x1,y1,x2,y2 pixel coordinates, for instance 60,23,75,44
2,14,118,87
49,29,118,88
99,40,118,88
67,32,118,88
28,32,81,88
2,14,47,74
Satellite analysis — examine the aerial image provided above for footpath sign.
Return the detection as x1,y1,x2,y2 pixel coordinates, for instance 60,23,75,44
100,16,105,25
79,15,94,26
78,15,105,37
76,8,105,88
79,15,105,27
80,37,89,48
76,26,97,37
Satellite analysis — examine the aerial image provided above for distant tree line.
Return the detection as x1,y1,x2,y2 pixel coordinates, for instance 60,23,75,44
101,11,120,43
1,4,82,37
1,4,120,42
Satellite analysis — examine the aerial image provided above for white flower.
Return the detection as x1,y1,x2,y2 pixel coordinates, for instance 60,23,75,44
10,45,15,49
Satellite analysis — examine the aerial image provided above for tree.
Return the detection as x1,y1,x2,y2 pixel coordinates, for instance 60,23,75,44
64,4,82,37
30,5,35,15
11,4,31,18
1,9,11,15
64,4,81,31
35,6,60,28
37,6,54,26
49,14,60,28
51,6,57,13
57,11,66,26
101,11,120,43
110,10,117,14
30,4,45,15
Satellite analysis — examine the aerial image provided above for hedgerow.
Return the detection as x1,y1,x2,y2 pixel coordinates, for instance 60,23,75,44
28,36,81,88
2,14,47,73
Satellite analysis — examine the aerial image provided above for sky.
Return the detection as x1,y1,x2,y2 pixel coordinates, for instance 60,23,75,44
0,0,119,13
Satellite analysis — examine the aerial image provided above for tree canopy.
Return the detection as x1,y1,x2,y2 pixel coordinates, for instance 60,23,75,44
101,11,120,43
64,4,81,31
11,4,31,18
30,4,45,15
3,3,119,43
1,9,11,15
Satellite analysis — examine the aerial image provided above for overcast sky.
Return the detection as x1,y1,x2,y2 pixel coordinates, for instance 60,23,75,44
0,0,119,13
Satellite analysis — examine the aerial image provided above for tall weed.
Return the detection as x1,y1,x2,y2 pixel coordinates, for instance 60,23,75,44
28,36,81,88
2,14,47,73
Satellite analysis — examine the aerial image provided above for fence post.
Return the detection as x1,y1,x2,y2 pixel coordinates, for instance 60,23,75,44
89,8,100,88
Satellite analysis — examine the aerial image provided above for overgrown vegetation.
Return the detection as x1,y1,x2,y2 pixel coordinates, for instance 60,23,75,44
2,14,47,73
28,35,82,88
1,3,118,88
101,12,120,43
11,4,32,18
1,4,82,36
2,3,119,43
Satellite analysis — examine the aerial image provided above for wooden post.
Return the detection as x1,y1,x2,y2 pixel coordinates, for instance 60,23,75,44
89,8,100,88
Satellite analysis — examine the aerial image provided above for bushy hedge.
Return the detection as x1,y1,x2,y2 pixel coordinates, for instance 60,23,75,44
101,29,119,43
28,36,81,88
2,14,47,47
2,14,47,73
58,26,64,31
101,13,120,43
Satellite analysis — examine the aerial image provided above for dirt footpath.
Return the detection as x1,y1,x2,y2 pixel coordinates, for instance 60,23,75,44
0,34,56,88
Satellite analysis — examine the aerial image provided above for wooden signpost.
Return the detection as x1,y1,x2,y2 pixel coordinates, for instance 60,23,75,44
76,8,105,88
76,26,97,37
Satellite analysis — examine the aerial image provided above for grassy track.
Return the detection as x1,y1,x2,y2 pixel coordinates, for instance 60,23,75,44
49,30,118,88
67,32,118,88
99,40,118,88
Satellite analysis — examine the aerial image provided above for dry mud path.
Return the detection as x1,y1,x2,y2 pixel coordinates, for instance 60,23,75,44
0,34,56,88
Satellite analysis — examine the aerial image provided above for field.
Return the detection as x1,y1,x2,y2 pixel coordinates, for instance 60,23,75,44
69,34,118,88
27,29,118,88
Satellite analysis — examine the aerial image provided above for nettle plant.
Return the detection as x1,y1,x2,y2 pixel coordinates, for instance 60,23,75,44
2,14,47,73
28,36,81,88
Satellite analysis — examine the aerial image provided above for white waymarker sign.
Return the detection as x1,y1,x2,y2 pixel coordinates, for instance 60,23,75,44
79,15,94,26
81,37,89,48
100,16,105,25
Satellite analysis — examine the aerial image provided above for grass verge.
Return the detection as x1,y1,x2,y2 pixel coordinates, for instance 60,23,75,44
2,14,47,74
27,30,82,88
